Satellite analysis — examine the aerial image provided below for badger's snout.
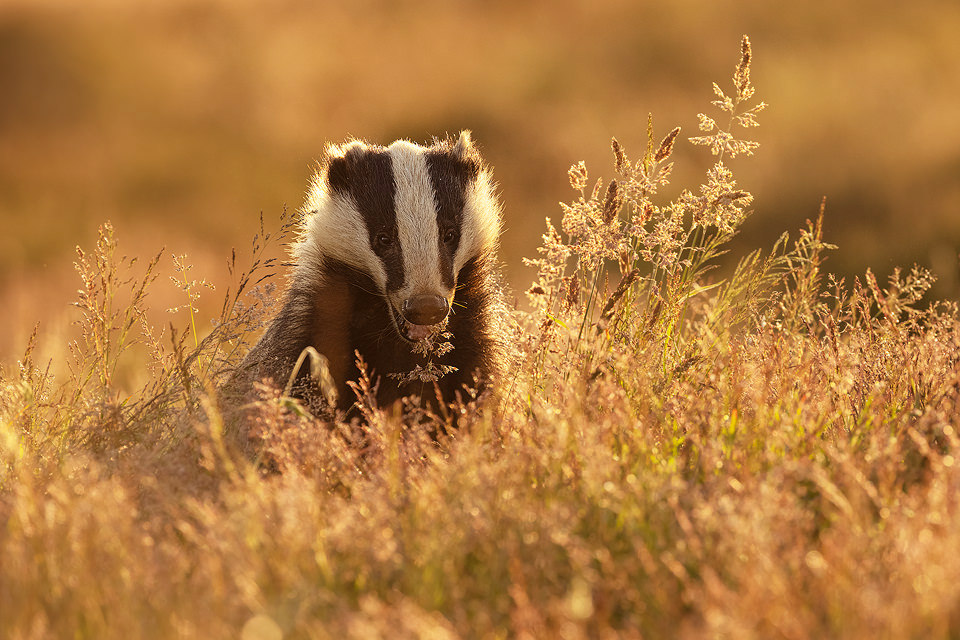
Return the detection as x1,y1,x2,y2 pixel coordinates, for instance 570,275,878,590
402,294,449,326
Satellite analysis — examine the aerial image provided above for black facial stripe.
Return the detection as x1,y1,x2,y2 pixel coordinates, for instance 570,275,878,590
426,151,477,290
327,146,404,292
321,257,379,292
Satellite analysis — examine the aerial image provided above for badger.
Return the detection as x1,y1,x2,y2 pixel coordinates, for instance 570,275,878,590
233,131,505,420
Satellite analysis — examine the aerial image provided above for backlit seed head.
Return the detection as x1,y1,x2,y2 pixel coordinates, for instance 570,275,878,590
602,179,623,224
734,35,752,97
612,137,628,174
568,161,588,191
654,127,681,162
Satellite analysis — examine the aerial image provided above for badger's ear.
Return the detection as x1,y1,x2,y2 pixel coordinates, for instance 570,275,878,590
451,130,484,175
324,140,367,193
453,130,473,156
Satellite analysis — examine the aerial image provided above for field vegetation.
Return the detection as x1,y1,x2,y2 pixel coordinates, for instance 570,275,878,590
3,37,960,639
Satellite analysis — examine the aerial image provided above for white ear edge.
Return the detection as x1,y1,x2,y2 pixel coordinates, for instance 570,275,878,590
454,130,473,157
326,139,367,159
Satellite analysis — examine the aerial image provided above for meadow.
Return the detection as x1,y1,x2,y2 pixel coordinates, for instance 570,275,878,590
2,37,960,638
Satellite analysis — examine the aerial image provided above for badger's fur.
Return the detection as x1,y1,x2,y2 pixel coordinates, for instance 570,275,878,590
233,131,504,418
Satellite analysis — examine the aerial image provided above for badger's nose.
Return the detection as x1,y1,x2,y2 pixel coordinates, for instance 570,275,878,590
402,295,449,326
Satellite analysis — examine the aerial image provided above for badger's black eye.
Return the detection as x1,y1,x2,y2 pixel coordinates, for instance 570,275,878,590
374,232,394,251
442,228,458,245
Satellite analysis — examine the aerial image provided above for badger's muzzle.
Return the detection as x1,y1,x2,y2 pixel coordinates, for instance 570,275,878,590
402,294,449,325
396,294,450,341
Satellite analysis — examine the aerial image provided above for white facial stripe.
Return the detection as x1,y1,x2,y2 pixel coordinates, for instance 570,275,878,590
388,141,449,298
299,178,388,290
455,170,501,272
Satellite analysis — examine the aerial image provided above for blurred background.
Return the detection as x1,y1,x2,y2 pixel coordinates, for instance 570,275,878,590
2,0,959,363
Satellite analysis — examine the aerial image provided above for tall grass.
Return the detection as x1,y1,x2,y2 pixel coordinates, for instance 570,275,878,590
3,37,960,639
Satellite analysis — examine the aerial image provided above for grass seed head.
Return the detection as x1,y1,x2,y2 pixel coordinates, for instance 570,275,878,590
734,34,753,98
654,127,681,162
568,161,588,191
601,179,623,224
612,137,629,173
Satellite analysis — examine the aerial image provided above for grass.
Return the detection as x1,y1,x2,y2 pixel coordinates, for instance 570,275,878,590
3,37,960,639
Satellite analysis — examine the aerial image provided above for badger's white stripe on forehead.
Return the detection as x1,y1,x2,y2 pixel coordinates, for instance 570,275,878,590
297,150,390,291
387,140,446,295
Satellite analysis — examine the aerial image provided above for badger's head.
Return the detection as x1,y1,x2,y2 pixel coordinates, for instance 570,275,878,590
297,131,501,343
